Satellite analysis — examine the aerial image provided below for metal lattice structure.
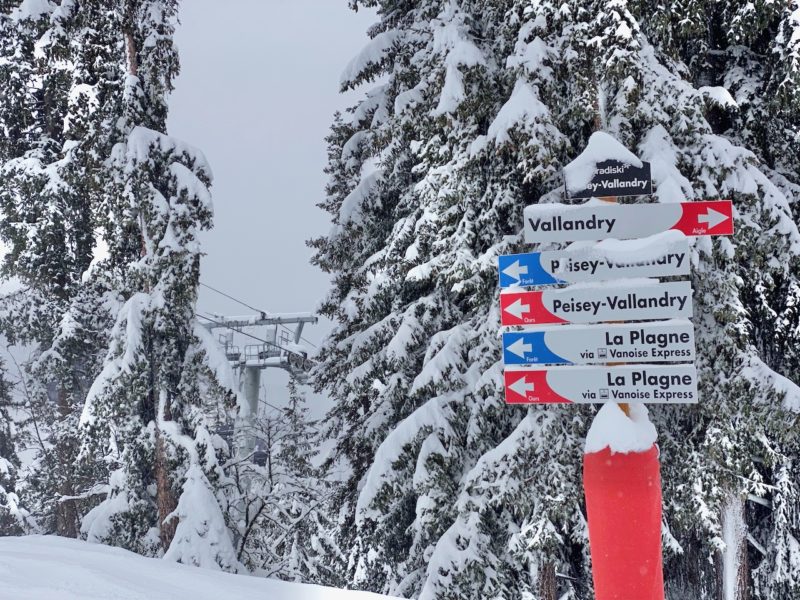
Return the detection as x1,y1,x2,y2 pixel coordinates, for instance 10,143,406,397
203,312,318,463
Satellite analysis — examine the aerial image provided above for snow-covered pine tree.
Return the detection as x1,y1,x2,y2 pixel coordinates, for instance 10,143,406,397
0,0,111,537
0,0,238,566
312,1,800,598
273,380,341,583
71,0,238,568
0,357,25,535
0,1,35,162
161,463,239,570
630,2,800,597
0,15,29,532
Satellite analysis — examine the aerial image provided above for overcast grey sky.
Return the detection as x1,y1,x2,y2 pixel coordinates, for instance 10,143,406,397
169,0,375,337
168,0,376,408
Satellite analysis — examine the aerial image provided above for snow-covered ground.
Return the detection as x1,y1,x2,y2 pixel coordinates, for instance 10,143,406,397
0,536,393,600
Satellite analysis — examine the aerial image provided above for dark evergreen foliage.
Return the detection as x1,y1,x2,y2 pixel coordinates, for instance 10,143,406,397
312,1,800,598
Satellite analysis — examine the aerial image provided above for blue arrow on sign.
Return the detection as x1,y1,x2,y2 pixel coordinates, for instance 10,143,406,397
498,253,563,288
503,331,570,365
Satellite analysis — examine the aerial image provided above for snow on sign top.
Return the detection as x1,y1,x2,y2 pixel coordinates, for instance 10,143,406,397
563,131,652,199
497,230,691,288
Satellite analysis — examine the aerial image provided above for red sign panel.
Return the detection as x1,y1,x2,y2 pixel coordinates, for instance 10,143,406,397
499,290,566,326
504,370,572,404
671,200,734,237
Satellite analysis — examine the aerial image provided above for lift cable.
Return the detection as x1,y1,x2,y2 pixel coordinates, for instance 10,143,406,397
199,282,263,313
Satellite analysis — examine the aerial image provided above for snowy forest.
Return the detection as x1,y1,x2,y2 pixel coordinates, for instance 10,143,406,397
0,0,799,599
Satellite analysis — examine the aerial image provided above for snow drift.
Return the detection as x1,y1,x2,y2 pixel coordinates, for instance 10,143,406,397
0,536,395,600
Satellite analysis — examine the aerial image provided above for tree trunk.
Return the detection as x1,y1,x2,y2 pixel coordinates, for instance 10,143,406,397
56,481,78,538
539,561,557,600
738,534,750,600
155,392,177,551
124,30,138,77
55,386,78,538
718,494,749,600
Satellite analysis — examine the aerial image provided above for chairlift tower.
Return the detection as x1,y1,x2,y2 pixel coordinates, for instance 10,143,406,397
203,311,317,461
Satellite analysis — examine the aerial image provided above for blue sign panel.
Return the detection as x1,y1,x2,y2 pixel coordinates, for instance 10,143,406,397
502,331,569,365
497,253,562,288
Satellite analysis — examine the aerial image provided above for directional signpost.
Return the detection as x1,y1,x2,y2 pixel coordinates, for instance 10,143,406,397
524,199,733,243
497,132,737,600
500,281,693,326
504,364,699,404
498,234,690,288
502,320,695,365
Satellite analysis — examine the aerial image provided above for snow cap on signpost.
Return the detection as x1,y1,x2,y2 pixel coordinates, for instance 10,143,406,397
563,131,652,200
585,403,657,454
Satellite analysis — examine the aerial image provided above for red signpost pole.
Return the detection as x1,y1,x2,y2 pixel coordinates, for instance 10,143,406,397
584,442,664,599
583,197,665,600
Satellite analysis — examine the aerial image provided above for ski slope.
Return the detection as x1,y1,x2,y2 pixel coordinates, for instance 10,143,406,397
0,536,393,600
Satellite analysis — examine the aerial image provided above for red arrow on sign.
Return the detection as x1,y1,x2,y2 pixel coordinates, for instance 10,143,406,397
504,370,571,404
500,291,566,326
672,200,733,236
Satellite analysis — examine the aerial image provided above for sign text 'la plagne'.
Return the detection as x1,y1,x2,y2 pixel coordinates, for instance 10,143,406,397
500,281,693,326
524,200,733,243
498,234,690,288
504,364,699,404
502,320,695,365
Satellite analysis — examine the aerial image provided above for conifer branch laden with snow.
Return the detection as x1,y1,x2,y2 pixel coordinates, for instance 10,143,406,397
0,0,239,570
311,1,800,598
